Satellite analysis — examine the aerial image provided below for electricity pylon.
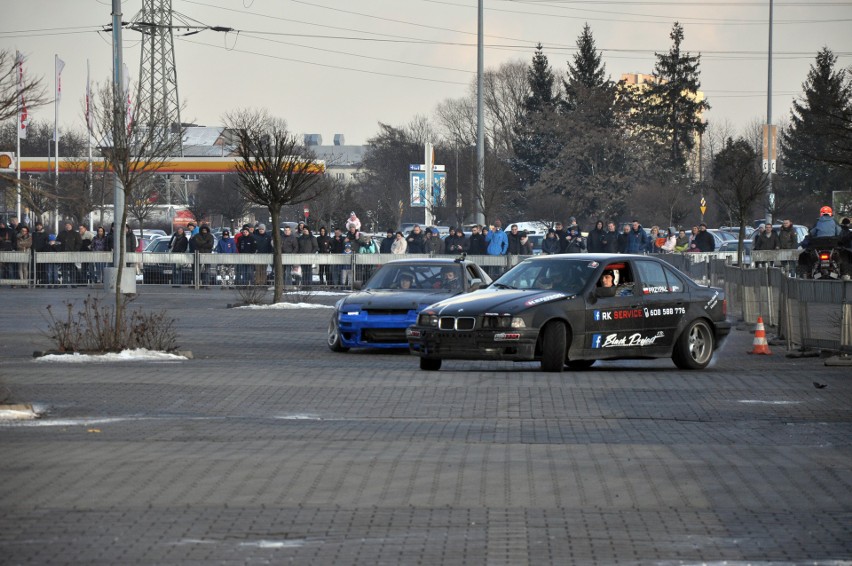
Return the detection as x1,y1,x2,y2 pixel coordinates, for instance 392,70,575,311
131,0,190,158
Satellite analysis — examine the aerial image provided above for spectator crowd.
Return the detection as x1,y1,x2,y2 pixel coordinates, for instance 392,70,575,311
3,209,848,287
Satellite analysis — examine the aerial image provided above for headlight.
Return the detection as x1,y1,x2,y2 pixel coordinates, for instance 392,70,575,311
481,315,525,329
418,313,439,327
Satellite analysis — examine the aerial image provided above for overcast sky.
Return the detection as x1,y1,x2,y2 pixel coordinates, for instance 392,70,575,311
3,0,851,146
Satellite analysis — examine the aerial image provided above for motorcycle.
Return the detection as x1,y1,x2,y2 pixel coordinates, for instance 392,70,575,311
796,236,852,279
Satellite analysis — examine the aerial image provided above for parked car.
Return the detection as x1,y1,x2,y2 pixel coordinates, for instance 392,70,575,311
141,236,193,284
407,254,731,372
327,258,491,351
718,239,753,265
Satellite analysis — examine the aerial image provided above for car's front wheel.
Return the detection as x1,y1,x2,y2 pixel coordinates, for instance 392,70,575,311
672,319,714,369
420,357,442,371
540,322,567,372
327,317,349,352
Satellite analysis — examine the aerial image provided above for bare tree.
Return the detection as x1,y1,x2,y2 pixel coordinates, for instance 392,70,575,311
711,137,768,261
0,50,47,123
195,174,251,230
90,80,182,325
224,108,327,303
434,97,476,147
483,61,528,156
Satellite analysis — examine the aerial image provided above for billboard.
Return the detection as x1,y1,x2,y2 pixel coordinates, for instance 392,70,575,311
410,170,446,207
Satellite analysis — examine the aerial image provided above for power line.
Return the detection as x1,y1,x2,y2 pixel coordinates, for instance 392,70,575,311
239,32,475,74
423,0,852,26
177,37,471,85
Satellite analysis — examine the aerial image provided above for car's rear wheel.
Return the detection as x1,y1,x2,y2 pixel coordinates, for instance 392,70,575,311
567,359,596,370
420,357,442,371
540,322,567,372
673,319,714,369
327,317,349,352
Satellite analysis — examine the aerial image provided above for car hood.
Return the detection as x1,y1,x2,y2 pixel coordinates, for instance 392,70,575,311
423,288,571,315
341,289,459,309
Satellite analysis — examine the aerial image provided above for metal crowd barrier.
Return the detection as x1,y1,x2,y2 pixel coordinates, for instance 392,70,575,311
7,249,851,353
3,251,531,289
656,251,736,283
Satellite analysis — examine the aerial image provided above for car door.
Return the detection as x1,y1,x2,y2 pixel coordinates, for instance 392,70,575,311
633,259,689,352
584,260,648,354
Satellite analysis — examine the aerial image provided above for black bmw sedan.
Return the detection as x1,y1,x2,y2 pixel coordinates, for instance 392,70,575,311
406,254,731,372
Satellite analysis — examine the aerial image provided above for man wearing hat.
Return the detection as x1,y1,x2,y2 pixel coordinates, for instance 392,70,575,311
380,229,394,254
251,224,272,284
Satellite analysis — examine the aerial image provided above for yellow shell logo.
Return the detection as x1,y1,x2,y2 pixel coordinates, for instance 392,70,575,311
0,154,12,169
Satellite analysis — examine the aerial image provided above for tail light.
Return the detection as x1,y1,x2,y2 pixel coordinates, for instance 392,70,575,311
819,252,830,261
722,299,727,316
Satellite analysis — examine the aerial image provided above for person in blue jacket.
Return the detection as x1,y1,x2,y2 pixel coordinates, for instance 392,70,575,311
485,220,509,255
626,220,648,254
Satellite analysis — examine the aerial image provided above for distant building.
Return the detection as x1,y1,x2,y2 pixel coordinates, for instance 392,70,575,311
306,133,365,186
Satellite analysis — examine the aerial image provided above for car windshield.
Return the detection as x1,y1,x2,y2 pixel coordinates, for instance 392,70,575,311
364,263,464,291
492,258,596,294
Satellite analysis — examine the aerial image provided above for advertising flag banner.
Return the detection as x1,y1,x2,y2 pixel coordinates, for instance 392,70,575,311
16,52,27,139
86,60,93,133
55,56,65,102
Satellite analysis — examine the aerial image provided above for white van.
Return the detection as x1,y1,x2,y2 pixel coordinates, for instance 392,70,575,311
505,221,554,235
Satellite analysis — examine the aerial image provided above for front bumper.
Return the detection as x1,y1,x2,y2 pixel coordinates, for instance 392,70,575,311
407,326,538,361
337,311,418,349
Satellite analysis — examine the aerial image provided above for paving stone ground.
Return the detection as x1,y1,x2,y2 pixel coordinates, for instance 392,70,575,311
1,287,850,565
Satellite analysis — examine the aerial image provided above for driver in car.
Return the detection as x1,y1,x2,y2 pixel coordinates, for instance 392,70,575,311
398,272,415,289
436,267,462,290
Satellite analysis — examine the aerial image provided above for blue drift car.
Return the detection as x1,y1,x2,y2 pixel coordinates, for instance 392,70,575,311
327,258,491,351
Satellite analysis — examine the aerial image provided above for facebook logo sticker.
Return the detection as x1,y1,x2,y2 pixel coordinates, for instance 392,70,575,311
592,334,602,348
594,310,601,321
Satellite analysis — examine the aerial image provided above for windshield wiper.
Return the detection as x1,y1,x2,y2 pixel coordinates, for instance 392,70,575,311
491,282,517,290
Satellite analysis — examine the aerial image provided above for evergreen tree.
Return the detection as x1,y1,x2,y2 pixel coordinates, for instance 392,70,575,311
512,45,562,189
561,24,607,115
780,48,852,208
634,22,709,171
525,24,635,223
524,44,559,114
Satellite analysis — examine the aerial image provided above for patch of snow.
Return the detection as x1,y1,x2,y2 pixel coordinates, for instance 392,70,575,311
34,349,188,363
274,414,322,420
238,540,306,549
0,408,38,420
737,400,800,405
283,290,348,297
235,302,334,310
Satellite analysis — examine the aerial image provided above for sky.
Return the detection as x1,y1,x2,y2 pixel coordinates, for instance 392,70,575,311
3,0,851,147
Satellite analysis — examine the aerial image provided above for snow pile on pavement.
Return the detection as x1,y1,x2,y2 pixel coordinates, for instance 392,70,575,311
0,405,39,420
35,349,188,363
235,302,334,310
282,290,348,297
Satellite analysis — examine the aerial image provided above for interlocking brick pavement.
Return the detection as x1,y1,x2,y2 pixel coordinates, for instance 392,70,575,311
0,287,850,564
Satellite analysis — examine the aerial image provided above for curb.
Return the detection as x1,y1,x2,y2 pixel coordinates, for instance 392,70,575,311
825,355,852,367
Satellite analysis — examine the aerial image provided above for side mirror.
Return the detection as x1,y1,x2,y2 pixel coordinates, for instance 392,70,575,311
468,278,483,291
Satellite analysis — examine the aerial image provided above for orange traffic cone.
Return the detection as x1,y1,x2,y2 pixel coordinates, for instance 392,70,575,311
748,316,772,355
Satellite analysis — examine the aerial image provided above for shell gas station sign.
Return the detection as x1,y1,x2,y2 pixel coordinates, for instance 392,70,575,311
0,152,15,171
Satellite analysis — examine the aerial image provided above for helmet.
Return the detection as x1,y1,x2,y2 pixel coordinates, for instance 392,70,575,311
820,206,833,216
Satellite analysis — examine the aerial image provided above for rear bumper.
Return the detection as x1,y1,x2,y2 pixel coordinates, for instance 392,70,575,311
714,319,732,346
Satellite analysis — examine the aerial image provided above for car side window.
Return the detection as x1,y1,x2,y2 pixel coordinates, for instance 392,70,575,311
635,260,669,295
662,266,686,294
599,262,634,297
